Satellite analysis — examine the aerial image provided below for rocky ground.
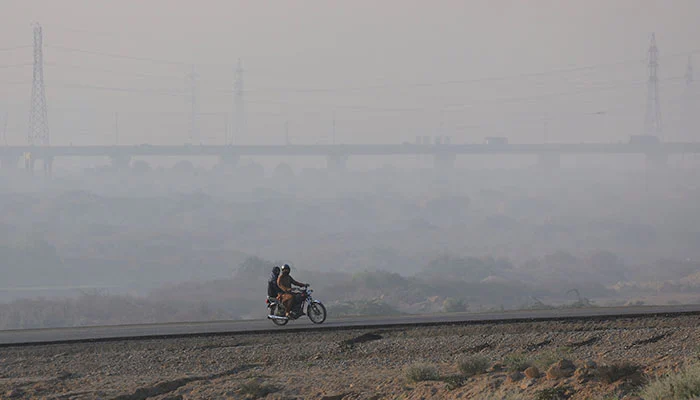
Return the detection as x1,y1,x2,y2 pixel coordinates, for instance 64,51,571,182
0,314,698,399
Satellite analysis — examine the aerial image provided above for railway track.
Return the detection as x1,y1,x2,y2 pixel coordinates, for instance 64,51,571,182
1,304,698,348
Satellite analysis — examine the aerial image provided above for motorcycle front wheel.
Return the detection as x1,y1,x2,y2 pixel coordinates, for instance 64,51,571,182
307,301,327,324
270,304,288,326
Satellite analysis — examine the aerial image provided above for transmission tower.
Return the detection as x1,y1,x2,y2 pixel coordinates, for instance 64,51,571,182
187,65,199,143
233,59,245,144
28,23,49,146
644,33,662,137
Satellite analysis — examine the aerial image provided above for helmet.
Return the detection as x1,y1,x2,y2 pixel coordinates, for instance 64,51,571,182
272,266,280,274
282,264,291,272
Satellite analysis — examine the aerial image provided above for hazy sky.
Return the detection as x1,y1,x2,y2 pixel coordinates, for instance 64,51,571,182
1,1,699,146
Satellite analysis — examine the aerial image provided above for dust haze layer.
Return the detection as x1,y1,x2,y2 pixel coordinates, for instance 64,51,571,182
0,1,699,329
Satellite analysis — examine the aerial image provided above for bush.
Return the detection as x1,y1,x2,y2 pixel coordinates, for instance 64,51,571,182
534,386,573,400
328,299,401,317
596,362,643,385
238,380,277,399
443,297,468,313
640,363,700,399
503,353,533,372
405,363,439,382
458,355,490,377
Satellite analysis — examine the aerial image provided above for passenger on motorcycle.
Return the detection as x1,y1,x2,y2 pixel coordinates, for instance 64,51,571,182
267,266,282,298
276,264,308,317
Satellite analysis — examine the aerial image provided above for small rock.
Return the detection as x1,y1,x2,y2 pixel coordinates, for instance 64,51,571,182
546,359,576,380
524,366,540,379
489,362,505,372
488,378,503,390
583,359,597,369
519,378,536,389
507,371,524,383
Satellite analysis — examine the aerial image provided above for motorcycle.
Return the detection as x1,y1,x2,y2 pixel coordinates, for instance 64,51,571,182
266,286,327,326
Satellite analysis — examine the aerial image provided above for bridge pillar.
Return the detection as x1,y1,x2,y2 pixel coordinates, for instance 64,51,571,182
537,153,560,170
433,153,456,169
42,156,53,177
219,154,240,168
646,152,668,168
23,152,35,174
326,154,348,171
110,155,131,170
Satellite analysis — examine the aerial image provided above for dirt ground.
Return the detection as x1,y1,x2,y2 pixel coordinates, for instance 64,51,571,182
0,314,698,399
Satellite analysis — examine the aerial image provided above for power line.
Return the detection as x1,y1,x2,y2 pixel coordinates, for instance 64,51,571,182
44,62,184,80
0,63,32,69
230,58,650,95
0,45,32,52
46,45,189,66
51,82,186,96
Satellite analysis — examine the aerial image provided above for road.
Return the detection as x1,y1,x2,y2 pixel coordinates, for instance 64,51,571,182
1,304,698,347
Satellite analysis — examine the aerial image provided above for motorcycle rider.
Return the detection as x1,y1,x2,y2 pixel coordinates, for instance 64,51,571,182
267,266,282,298
276,264,308,317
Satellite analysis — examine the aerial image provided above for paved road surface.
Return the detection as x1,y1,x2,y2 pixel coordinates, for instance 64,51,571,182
1,304,698,347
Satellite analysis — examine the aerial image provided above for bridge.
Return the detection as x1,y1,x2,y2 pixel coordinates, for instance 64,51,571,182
1,141,698,174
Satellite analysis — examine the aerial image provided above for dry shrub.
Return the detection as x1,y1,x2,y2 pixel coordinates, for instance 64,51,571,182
534,386,573,400
596,362,643,385
405,363,439,382
503,353,533,372
458,355,490,377
640,363,700,400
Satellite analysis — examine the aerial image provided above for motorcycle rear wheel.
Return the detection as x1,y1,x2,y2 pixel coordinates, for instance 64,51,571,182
307,301,327,324
270,304,289,326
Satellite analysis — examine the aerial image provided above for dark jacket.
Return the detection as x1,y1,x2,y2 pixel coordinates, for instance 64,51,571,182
267,271,281,297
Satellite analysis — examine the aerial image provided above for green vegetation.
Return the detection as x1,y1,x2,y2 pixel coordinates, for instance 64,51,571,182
503,353,533,372
534,386,573,400
640,363,700,399
595,362,643,385
442,297,468,313
457,355,490,377
404,363,440,382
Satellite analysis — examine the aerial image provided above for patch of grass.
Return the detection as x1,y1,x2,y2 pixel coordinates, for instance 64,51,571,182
596,362,643,385
441,374,468,390
404,363,440,382
640,363,700,399
532,349,564,370
238,380,278,399
534,386,573,400
503,353,533,372
458,355,490,377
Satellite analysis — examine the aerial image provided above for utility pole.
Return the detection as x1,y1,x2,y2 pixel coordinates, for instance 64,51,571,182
187,65,198,144
28,23,49,146
233,59,245,144
644,33,662,137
